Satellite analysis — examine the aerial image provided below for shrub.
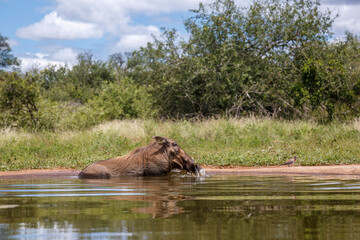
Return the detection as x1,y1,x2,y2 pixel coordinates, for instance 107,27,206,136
88,78,156,121
0,72,41,129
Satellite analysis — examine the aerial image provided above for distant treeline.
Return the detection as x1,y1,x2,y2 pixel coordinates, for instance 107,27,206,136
1,0,360,131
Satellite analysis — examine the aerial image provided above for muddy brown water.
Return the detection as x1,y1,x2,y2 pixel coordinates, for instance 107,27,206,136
1,171,360,240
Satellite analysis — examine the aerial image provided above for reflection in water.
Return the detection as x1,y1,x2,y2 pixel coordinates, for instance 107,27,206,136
100,176,198,218
0,174,360,239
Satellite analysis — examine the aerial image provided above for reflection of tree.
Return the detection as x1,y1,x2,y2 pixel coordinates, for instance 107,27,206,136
1,176,360,239
0,176,199,238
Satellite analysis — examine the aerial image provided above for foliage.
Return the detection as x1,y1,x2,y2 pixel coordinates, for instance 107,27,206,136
39,52,115,103
0,72,41,129
0,70,153,131
1,0,360,131
0,33,19,69
88,78,155,120
291,32,360,120
67,52,115,103
127,0,360,120
108,52,126,72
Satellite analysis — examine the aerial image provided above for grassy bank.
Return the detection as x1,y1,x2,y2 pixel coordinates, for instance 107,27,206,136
1,118,360,171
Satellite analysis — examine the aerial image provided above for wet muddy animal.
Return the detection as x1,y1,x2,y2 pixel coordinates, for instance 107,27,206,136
78,136,201,179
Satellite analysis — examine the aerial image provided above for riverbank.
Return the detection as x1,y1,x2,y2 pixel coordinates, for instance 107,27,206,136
1,118,360,171
1,165,360,179
203,165,360,175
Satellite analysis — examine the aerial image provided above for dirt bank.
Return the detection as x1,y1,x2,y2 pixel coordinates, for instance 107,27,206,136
0,168,80,179
1,165,360,179
203,164,360,175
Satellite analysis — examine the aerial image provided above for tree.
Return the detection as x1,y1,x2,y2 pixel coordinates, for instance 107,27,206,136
39,52,116,103
88,78,155,120
127,0,338,119
292,32,360,120
66,52,115,103
0,72,40,128
0,34,19,69
108,52,125,71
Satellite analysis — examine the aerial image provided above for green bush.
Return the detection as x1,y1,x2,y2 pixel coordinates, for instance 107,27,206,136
0,72,41,129
88,78,156,120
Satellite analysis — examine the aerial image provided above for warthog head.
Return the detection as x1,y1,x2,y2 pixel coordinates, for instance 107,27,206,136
154,136,202,175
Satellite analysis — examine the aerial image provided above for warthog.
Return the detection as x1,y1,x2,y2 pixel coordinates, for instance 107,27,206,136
78,136,202,179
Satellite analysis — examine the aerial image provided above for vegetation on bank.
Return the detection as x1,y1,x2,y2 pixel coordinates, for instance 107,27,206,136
1,0,360,171
1,0,360,132
1,118,360,171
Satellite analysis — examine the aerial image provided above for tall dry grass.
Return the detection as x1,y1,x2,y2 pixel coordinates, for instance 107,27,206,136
1,118,360,171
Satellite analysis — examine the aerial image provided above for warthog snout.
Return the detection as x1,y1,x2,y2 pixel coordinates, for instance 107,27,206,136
185,158,202,175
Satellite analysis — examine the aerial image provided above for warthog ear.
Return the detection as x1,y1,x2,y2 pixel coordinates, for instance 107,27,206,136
154,136,168,145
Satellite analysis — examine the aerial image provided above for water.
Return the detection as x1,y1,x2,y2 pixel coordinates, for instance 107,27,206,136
1,174,360,240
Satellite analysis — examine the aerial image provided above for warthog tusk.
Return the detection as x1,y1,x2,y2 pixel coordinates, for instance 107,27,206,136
173,159,183,170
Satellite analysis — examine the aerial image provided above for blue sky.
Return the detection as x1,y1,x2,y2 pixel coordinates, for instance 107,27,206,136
1,0,360,71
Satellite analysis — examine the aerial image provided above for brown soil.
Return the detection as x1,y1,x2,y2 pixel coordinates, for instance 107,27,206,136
203,165,360,175
0,168,80,179
1,165,360,179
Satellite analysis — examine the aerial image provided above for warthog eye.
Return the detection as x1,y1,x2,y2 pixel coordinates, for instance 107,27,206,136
171,142,180,153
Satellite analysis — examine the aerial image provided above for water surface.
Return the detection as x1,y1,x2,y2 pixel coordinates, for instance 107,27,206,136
1,174,360,239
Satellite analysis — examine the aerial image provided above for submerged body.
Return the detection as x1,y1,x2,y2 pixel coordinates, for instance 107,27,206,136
78,136,201,179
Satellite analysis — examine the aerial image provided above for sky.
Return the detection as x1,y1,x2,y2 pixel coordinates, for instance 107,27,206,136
1,0,360,71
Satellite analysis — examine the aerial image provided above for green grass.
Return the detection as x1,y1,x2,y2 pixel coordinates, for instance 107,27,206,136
1,118,360,171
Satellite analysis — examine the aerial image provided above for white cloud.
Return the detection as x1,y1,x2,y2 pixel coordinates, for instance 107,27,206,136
7,39,18,48
51,47,78,62
324,0,360,5
34,52,49,59
54,0,203,37
116,34,153,51
116,25,160,51
19,48,78,71
16,0,215,41
321,3,360,38
56,0,214,20
333,6,360,36
20,57,66,72
16,11,104,40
